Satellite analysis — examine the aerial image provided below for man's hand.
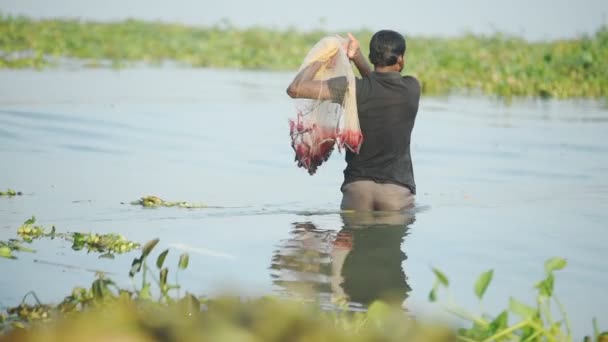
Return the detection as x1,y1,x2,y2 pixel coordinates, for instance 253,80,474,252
344,32,372,77
346,33,361,60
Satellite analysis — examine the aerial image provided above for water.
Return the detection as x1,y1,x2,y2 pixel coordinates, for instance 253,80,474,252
1,67,607,337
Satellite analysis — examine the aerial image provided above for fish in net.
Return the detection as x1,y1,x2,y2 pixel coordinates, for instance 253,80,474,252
288,36,363,175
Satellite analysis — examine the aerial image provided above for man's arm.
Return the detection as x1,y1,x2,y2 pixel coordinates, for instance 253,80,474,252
346,33,372,77
286,61,333,100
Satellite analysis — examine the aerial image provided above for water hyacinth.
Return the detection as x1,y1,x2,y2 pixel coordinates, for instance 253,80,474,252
9,216,141,259
0,15,606,98
131,195,208,209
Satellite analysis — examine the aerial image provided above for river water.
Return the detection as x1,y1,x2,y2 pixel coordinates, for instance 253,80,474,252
0,67,607,336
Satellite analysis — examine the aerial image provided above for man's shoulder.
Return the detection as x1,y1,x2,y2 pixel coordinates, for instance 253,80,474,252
401,75,421,91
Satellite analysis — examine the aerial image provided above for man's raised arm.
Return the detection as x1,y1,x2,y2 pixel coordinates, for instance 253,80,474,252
286,61,333,100
346,33,372,77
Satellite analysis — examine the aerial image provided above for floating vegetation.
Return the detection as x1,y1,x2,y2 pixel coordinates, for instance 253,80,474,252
0,239,35,259
131,195,208,209
0,189,22,197
9,216,140,259
0,15,606,98
71,232,140,256
16,216,46,242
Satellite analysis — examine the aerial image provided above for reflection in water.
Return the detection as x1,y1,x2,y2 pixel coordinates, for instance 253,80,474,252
270,211,415,309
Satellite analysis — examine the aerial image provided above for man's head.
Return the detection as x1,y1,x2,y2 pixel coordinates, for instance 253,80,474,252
368,30,406,71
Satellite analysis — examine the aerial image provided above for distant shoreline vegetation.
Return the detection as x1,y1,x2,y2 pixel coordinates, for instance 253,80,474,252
1,15,606,99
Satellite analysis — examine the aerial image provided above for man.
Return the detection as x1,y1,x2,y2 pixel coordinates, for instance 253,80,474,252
287,30,420,211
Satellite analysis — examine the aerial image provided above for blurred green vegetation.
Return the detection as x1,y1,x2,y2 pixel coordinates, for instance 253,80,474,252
1,217,607,341
1,15,607,98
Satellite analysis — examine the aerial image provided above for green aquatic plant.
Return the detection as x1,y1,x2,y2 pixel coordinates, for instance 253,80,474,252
0,236,605,341
0,238,454,341
0,239,35,259
131,195,208,209
11,216,140,258
71,232,140,256
0,189,22,197
430,257,607,341
16,216,46,242
0,15,606,98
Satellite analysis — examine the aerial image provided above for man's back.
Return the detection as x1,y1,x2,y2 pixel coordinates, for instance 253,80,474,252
343,72,420,195
286,30,419,211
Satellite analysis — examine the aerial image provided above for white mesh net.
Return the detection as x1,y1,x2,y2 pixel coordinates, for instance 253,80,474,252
289,36,363,175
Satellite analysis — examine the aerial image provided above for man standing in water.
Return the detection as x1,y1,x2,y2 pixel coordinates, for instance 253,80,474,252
287,30,420,211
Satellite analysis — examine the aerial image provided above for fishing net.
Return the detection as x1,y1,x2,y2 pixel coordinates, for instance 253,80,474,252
289,36,363,175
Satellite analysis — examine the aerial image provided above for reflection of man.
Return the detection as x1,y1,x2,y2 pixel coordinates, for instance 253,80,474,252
331,211,414,306
271,211,414,307
287,31,420,211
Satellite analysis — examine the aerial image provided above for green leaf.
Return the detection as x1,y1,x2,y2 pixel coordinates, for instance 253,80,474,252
178,253,189,270
129,257,142,277
544,257,567,273
535,273,555,297
432,268,449,286
509,297,537,319
142,238,159,258
160,267,168,287
474,269,494,300
489,310,509,333
0,246,14,259
156,249,169,269
428,287,437,302
24,216,36,225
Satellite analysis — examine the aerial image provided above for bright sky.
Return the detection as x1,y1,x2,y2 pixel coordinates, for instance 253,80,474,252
1,0,606,41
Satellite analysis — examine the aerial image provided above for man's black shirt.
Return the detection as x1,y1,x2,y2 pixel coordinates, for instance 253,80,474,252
328,72,420,194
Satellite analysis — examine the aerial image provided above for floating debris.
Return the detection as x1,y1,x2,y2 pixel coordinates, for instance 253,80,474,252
0,189,22,197
131,195,208,209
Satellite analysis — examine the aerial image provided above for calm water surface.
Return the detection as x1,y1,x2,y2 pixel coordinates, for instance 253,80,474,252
1,68,607,336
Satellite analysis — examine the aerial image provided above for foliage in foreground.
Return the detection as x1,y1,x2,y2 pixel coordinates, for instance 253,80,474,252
0,223,605,341
430,258,608,342
0,237,453,342
1,15,607,98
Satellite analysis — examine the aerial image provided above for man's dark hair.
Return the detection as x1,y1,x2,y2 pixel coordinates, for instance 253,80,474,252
368,30,406,67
